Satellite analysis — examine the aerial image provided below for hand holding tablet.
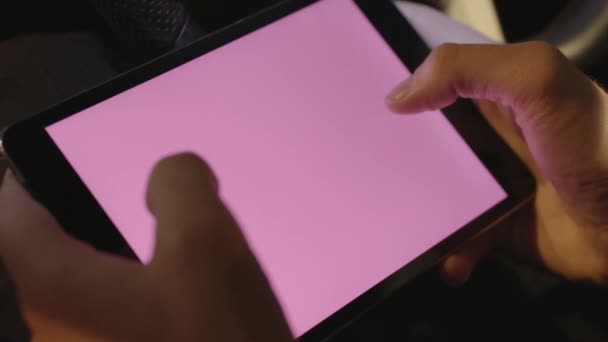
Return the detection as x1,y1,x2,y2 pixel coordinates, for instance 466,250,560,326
3,0,606,340
2,0,534,338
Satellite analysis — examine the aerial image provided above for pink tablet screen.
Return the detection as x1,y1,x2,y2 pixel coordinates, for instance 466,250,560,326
46,0,506,336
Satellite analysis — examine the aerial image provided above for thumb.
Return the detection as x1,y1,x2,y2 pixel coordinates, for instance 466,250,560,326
386,42,608,227
145,152,248,268
145,153,293,341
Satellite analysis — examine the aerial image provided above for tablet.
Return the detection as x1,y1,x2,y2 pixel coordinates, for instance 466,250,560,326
2,0,534,339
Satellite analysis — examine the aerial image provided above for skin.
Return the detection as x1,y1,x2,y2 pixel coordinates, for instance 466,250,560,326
387,42,608,286
0,155,293,341
0,42,607,340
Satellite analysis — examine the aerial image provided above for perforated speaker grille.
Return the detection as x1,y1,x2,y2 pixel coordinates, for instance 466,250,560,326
89,0,188,52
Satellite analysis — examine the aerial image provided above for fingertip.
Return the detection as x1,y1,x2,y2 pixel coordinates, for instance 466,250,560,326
440,255,473,286
153,152,210,177
385,78,417,114
146,152,219,216
385,98,410,114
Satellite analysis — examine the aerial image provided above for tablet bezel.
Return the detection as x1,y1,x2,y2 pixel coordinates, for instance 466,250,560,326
2,0,534,340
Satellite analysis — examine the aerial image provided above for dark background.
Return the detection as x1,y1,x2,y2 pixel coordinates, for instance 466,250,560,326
0,1,607,340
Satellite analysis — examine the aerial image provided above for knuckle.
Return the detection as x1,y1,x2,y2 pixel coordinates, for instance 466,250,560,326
426,43,458,75
431,43,458,61
526,41,561,60
521,41,565,93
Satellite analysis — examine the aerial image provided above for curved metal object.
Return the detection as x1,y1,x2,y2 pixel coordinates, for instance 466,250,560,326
410,0,608,69
535,0,608,69
88,0,188,55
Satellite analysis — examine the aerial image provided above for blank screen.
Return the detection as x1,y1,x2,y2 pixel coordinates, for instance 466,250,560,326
46,0,506,336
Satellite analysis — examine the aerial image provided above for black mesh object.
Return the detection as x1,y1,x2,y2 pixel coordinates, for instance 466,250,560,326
88,0,188,54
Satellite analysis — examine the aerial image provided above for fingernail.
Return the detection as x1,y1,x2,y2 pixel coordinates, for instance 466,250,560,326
386,77,414,104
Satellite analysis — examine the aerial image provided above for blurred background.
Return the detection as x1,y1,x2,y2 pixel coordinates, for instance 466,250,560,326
0,0,607,340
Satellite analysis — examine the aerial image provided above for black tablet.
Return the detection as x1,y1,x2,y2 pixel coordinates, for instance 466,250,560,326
2,0,534,339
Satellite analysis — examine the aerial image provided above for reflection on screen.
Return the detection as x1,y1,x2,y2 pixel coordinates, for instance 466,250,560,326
46,0,506,336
